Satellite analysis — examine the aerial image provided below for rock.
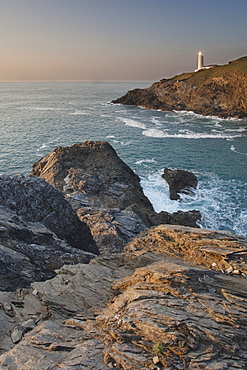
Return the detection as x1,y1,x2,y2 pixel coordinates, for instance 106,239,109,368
162,167,198,200
77,207,147,254
31,141,154,214
0,206,97,291
0,226,246,369
112,56,247,119
31,141,201,230
0,175,98,255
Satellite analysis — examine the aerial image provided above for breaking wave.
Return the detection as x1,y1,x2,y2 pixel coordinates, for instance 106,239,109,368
118,117,147,129
141,170,247,238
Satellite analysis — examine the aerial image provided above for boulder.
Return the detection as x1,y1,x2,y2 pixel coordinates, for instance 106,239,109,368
31,141,153,213
0,205,96,291
162,167,198,200
0,175,98,255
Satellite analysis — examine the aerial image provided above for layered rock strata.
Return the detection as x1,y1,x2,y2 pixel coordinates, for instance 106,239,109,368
0,225,246,369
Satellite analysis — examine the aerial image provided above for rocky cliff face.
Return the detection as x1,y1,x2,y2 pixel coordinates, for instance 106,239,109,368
112,56,247,118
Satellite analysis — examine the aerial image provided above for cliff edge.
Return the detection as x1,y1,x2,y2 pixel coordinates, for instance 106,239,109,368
112,56,247,118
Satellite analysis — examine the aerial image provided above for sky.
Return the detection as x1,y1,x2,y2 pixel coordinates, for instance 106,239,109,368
0,0,246,81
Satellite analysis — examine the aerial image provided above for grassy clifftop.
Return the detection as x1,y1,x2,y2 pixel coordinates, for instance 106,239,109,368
113,56,247,118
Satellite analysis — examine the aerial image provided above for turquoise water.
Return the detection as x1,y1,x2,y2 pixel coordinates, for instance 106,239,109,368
0,82,246,237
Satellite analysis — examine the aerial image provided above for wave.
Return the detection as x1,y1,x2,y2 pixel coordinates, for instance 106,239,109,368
151,117,161,125
18,107,68,111
230,145,247,155
141,170,247,238
142,128,167,138
135,159,156,165
142,128,242,139
172,110,243,121
69,110,89,115
110,139,132,146
36,139,60,156
118,117,147,129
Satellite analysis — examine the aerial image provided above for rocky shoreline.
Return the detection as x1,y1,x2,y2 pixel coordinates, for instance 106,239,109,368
0,141,247,369
112,56,247,119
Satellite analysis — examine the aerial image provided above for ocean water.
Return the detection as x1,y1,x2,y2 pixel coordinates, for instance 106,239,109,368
0,82,246,237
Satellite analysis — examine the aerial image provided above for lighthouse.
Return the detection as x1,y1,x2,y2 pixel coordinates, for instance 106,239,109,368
194,52,217,72
197,52,204,70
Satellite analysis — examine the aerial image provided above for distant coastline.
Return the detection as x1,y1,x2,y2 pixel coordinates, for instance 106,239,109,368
112,56,247,119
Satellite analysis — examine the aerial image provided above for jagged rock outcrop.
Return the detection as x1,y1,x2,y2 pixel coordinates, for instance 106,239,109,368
0,175,99,291
112,56,247,118
0,175,97,254
31,141,153,213
31,141,201,230
0,205,96,291
0,225,246,369
162,167,198,200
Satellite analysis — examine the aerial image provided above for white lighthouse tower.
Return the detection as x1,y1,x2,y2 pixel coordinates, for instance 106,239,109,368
196,52,204,71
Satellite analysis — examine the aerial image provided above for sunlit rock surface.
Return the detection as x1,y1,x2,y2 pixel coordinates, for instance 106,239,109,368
1,225,246,369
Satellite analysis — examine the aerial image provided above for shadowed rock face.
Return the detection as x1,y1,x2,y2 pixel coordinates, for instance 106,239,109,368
0,175,98,255
0,225,246,369
112,56,247,118
0,206,96,291
162,167,198,200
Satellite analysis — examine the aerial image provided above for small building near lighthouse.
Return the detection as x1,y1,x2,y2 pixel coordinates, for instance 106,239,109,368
195,52,217,72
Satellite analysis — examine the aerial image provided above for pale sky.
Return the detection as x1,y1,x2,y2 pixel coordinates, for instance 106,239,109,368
0,0,246,81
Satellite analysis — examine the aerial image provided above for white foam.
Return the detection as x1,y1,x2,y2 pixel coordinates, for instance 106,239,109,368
36,138,60,156
135,159,156,165
18,107,67,111
173,110,243,121
141,174,179,213
69,110,89,115
151,117,161,125
225,127,246,132
118,117,147,129
230,145,247,156
141,170,247,237
142,128,242,139
142,128,167,138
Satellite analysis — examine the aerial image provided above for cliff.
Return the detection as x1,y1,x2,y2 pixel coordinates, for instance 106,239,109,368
112,56,247,118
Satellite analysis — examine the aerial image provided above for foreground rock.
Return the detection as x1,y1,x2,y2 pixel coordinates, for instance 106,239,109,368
0,225,246,369
0,175,98,291
0,175,97,254
162,167,198,200
112,56,247,118
31,141,201,230
0,205,96,291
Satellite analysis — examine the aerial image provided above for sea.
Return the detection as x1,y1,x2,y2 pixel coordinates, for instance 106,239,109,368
0,82,246,238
